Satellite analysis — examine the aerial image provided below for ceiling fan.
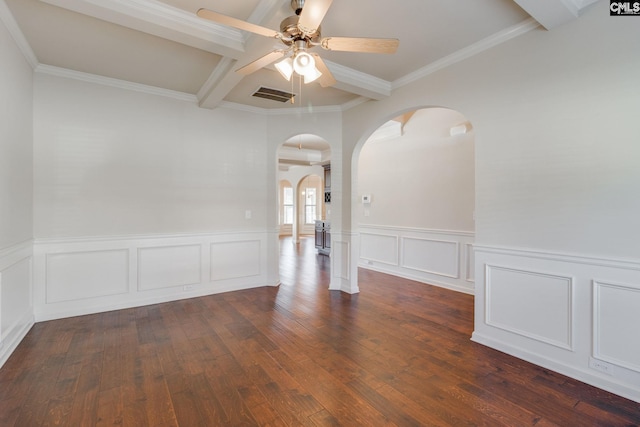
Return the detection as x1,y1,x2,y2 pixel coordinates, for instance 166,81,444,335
197,0,399,87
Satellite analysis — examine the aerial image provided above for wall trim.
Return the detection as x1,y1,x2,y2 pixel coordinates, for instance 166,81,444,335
0,312,34,369
474,245,640,271
33,229,270,245
360,224,474,237
360,262,474,295
35,64,199,103
593,279,640,373
0,0,38,68
392,17,540,89
471,331,640,404
485,264,574,351
33,231,272,322
359,225,474,294
401,236,460,279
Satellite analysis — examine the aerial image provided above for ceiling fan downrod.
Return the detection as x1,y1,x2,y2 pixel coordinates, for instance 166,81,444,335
291,0,305,15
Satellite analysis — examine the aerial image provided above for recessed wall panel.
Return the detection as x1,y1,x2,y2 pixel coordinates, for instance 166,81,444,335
486,265,573,350
46,250,129,303
138,245,201,291
594,281,640,373
210,240,260,281
1,258,31,338
402,237,459,278
360,233,398,265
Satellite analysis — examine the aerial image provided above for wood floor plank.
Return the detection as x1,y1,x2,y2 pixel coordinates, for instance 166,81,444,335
0,236,639,426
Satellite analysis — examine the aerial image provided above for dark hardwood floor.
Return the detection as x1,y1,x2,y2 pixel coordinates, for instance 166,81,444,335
0,236,638,426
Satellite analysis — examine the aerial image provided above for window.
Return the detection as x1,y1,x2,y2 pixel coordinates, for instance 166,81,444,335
282,186,293,225
304,187,317,224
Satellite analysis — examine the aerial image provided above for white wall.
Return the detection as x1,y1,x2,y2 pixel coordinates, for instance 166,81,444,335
0,12,34,367
357,107,475,292
31,73,279,320
342,1,640,402
358,108,475,231
34,74,270,238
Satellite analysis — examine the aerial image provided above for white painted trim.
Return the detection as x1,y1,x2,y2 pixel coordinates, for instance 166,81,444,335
593,279,640,373
0,312,34,369
401,236,460,279
33,229,268,245
471,331,640,403
40,0,245,53
360,224,475,237
35,64,199,103
0,240,33,267
474,245,640,271
359,232,399,266
359,262,474,296
45,249,130,303
484,264,574,351
35,280,264,323
324,59,392,99
465,243,474,282
0,0,38,68
393,18,540,90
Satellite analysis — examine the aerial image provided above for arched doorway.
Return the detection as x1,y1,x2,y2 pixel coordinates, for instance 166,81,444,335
354,107,476,294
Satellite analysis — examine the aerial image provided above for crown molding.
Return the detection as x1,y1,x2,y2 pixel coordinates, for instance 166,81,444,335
393,17,540,90
35,64,198,103
0,0,38,68
340,96,371,111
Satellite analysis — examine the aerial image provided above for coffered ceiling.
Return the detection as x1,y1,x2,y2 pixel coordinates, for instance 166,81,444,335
4,0,599,111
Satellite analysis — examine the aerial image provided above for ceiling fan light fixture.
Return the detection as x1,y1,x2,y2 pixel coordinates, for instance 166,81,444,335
293,51,316,76
303,67,322,84
275,57,294,81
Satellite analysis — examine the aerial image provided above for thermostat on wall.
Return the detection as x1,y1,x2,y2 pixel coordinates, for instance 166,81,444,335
362,194,371,204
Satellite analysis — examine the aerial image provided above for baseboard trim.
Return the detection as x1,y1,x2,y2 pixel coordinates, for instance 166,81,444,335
359,263,474,295
471,331,640,403
0,313,34,369
34,280,265,322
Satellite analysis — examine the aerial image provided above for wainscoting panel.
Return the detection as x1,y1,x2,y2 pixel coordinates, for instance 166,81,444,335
33,231,272,322
402,237,459,278
360,233,398,266
210,240,260,281
473,245,640,403
0,241,34,369
1,257,32,337
138,245,201,291
593,280,640,373
485,265,573,350
358,225,474,294
466,243,475,282
46,250,129,303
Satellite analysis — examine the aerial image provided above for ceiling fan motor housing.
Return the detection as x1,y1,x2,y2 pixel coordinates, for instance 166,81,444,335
280,15,321,46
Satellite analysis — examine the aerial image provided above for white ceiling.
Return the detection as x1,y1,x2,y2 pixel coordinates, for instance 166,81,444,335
3,0,599,112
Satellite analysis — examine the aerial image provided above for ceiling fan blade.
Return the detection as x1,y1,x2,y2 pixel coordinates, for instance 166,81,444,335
311,54,336,87
236,50,286,75
320,37,399,54
297,0,333,34
197,8,280,38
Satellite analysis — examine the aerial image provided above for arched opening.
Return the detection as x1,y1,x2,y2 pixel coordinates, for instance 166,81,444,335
354,107,475,293
277,134,331,285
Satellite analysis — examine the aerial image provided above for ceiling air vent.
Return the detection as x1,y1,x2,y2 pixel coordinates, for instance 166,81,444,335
252,87,295,103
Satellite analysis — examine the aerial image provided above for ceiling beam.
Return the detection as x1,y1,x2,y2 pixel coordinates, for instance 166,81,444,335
512,0,579,30
41,0,246,57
